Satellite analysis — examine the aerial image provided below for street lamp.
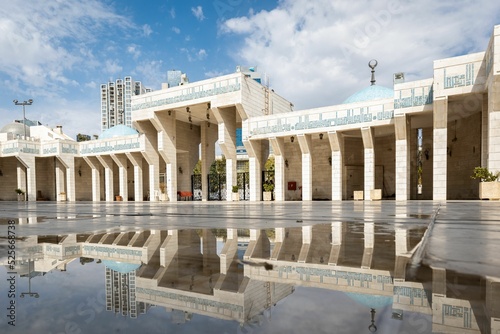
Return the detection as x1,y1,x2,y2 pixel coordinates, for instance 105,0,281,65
20,260,40,298
13,99,33,138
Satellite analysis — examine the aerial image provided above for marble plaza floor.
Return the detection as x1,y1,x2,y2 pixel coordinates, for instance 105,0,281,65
1,200,499,333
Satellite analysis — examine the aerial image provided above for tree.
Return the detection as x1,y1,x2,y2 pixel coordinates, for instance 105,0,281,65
193,160,202,175
265,156,275,171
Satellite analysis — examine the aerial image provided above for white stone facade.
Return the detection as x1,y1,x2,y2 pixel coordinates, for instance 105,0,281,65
1,25,500,202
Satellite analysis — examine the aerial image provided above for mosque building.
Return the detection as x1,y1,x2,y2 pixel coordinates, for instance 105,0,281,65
0,25,499,203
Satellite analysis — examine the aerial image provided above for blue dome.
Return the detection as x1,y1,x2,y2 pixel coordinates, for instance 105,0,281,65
100,125,138,139
343,85,394,104
102,260,141,274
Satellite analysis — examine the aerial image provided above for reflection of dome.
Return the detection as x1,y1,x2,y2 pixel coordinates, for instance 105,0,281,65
102,260,141,274
343,85,394,104
0,122,30,137
100,125,138,139
344,291,393,309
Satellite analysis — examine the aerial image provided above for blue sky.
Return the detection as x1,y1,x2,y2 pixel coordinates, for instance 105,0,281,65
0,0,499,139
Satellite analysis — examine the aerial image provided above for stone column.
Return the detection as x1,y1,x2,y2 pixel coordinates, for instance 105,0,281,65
212,107,237,201
488,78,500,172
152,111,177,202
16,159,27,199
135,122,160,202
361,127,375,200
270,137,286,201
55,158,66,200
126,152,143,202
482,93,489,167
433,97,448,200
297,134,312,201
84,157,101,202
96,156,114,202
111,154,128,202
245,140,268,201
328,131,344,201
201,121,217,201
394,115,411,200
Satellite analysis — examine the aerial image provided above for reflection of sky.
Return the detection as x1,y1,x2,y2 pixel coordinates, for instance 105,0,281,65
0,259,432,334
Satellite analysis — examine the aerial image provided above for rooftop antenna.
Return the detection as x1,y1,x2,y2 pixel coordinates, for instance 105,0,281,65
369,59,378,86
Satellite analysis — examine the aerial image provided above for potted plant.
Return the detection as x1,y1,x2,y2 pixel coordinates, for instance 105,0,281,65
15,188,25,201
471,166,500,200
232,185,240,201
159,182,168,201
263,182,274,201
115,195,123,201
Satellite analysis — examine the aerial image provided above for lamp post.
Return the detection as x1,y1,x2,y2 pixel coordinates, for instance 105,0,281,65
13,99,33,138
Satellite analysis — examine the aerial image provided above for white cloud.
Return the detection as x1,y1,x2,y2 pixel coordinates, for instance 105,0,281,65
142,24,153,36
192,6,205,21
105,60,122,75
198,49,208,60
172,26,181,34
221,0,500,109
0,0,135,90
205,70,227,78
132,60,164,90
127,44,141,60
170,7,176,19
180,48,209,62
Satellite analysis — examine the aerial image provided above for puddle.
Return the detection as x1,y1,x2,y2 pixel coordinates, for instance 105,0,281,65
1,222,496,333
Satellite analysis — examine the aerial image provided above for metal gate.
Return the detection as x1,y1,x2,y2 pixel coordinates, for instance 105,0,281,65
237,172,250,201
262,170,275,200
191,174,202,201
208,173,226,201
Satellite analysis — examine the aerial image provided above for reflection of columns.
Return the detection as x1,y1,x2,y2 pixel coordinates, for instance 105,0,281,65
270,137,286,201
212,107,237,201
361,223,374,269
97,156,114,202
329,222,343,265
433,97,448,200
111,154,128,202
297,134,312,201
394,224,410,279
270,227,285,260
201,121,217,201
394,115,411,200
245,140,267,201
152,112,177,202
245,229,271,260
220,228,238,274
298,225,312,263
328,131,344,201
84,157,100,201
361,127,375,201
432,267,447,296
202,229,217,275
126,152,143,202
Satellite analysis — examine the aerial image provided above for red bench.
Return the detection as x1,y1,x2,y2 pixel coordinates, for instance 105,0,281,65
177,191,193,201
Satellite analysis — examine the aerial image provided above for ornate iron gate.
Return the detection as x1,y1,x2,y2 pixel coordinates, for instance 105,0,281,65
237,172,250,201
191,174,202,201
208,173,226,201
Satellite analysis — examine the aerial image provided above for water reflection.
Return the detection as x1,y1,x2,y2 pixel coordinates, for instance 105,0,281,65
1,223,499,333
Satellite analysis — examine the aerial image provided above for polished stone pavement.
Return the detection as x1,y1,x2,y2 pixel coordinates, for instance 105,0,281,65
1,200,499,278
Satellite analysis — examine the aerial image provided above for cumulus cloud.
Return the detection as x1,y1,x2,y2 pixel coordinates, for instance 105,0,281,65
172,26,181,34
170,7,176,19
192,6,205,21
132,60,164,89
221,0,500,109
0,0,135,90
